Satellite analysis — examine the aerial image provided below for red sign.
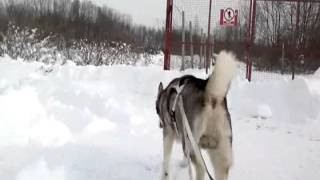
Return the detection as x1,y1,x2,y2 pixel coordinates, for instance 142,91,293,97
220,8,238,26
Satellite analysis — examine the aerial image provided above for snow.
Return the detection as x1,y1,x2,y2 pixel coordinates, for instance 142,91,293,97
256,104,272,119
16,159,65,180
230,76,320,124
0,55,320,180
315,67,320,77
304,68,320,97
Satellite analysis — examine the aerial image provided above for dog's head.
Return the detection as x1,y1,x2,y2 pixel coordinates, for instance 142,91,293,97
156,81,179,129
156,82,165,127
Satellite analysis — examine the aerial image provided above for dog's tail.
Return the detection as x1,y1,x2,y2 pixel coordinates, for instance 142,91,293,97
205,51,237,100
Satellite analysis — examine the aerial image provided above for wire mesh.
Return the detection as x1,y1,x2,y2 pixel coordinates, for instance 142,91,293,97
247,0,320,81
169,0,241,70
167,0,319,80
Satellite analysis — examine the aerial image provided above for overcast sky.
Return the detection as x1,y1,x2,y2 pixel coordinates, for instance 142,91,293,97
92,0,166,27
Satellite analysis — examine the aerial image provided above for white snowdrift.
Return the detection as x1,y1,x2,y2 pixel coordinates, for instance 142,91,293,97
0,55,319,180
16,158,66,180
314,67,320,77
229,76,319,124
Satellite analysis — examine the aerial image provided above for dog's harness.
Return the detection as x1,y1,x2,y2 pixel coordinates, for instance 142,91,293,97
170,84,215,180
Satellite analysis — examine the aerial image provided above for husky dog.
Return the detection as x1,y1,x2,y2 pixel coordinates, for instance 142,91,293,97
156,51,237,180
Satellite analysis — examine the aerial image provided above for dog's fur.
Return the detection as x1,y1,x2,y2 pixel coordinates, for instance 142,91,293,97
156,51,237,180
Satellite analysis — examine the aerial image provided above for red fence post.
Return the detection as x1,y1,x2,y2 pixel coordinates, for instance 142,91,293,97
245,0,257,82
291,0,300,80
249,0,257,82
246,0,253,81
164,0,173,70
206,0,213,74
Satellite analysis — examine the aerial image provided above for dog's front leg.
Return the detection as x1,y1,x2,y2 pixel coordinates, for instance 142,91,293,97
162,127,174,180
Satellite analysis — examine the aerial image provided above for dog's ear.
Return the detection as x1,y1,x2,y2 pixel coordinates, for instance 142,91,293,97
158,82,163,93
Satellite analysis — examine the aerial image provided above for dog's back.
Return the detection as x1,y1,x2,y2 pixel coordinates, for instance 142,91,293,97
156,75,207,131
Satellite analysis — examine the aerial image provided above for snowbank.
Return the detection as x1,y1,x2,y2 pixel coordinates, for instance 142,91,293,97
0,55,319,180
314,67,320,77
229,77,319,124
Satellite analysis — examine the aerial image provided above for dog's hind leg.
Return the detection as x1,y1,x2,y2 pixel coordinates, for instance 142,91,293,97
190,154,205,180
161,127,174,180
207,139,232,180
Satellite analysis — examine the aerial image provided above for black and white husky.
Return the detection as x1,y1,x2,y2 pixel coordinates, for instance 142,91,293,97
156,51,237,180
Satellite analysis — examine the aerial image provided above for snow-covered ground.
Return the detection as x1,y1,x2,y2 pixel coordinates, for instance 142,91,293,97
0,55,320,180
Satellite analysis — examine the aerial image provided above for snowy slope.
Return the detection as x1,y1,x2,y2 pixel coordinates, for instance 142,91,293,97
0,55,320,180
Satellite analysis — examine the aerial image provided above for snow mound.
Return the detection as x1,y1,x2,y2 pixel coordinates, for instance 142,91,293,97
0,55,319,180
229,78,319,124
314,67,320,77
0,86,73,147
16,158,65,180
29,117,74,147
84,116,117,135
257,104,272,119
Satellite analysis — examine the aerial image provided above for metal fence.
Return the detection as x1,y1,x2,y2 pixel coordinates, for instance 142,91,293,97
164,0,320,81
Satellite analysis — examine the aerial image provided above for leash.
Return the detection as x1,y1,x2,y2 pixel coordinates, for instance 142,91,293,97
171,84,193,180
171,85,215,180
